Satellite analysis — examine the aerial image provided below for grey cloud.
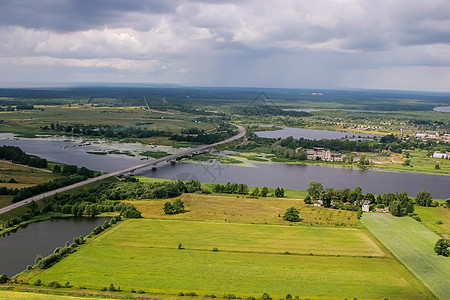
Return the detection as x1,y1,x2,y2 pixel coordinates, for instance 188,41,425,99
0,0,180,32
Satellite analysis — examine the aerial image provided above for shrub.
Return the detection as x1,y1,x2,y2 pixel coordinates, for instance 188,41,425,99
434,238,450,257
0,274,9,284
224,294,237,299
283,207,301,222
47,281,62,288
33,279,42,286
185,292,198,297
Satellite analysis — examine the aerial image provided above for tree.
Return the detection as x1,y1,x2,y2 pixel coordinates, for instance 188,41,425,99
306,181,323,201
0,273,9,284
283,207,301,222
260,187,269,197
163,199,184,215
250,187,260,197
53,165,61,174
416,190,432,207
322,188,334,207
434,238,450,257
274,187,284,197
163,202,175,215
172,199,184,213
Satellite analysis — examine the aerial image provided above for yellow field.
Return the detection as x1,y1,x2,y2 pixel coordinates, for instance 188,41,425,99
127,193,361,227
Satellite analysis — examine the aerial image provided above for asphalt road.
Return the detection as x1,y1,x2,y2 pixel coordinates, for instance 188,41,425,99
0,124,245,216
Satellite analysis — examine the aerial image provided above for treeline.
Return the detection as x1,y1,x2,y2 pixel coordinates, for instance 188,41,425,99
11,175,89,203
264,134,449,158
43,123,170,139
213,182,284,197
304,181,415,217
0,145,48,168
106,180,203,200
170,122,236,144
0,105,35,111
231,105,311,117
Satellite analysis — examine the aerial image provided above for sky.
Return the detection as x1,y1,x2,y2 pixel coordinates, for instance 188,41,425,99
0,0,450,92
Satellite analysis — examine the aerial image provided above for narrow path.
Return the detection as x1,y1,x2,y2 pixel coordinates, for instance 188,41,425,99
0,124,245,216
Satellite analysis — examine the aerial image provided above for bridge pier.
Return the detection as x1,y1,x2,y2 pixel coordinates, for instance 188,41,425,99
151,165,157,171
170,159,176,165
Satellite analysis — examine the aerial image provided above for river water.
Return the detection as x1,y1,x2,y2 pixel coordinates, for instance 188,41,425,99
1,134,448,198
0,217,109,277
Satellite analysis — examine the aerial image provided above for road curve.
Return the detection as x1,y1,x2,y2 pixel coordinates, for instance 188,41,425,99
0,124,245,216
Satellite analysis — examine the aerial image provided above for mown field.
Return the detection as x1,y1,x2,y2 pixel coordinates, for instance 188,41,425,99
22,219,434,299
127,193,360,227
0,160,57,209
415,206,450,236
361,213,450,300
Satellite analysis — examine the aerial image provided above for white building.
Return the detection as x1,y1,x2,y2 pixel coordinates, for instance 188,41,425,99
433,152,449,159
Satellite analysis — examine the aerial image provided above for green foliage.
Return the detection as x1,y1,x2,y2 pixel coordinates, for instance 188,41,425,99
306,182,323,201
0,273,9,284
434,238,450,257
164,199,185,215
415,190,433,207
283,207,301,222
47,281,62,288
213,182,249,195
274,187,285,198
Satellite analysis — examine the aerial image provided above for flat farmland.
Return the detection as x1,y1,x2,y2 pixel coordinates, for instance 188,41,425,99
415,206,450,235
24,219,434,299
362,213,450,300
127,193,361,227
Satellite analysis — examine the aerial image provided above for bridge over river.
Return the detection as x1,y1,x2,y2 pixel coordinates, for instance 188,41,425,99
0,124,245,215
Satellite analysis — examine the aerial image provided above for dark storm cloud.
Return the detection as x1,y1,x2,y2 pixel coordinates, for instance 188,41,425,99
0,0,179,31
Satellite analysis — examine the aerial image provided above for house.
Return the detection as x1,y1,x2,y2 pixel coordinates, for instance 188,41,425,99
433,152,449,159
361,200,370,212
314,200,323,206
301,147,345,162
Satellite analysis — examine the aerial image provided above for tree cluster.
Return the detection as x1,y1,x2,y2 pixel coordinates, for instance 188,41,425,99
12,175,88,203
106,180,202,200
163,199,185,215
0,145,47,168
434,238,450,257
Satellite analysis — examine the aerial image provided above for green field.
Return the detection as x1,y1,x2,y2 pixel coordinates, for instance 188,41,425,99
415,206,450,235
0,291,105,300
361,213,450,300
23,219,434,299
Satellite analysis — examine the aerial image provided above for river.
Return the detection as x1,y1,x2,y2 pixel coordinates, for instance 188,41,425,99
0,134,448,198
0,217,109,277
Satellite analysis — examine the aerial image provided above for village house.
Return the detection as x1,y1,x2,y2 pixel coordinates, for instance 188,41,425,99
361,200,370,212
314,200,323,206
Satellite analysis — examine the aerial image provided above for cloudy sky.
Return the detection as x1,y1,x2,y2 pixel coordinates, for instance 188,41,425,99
1,0,450,91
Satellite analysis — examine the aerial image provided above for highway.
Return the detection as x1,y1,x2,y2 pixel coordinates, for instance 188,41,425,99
0,124,245,216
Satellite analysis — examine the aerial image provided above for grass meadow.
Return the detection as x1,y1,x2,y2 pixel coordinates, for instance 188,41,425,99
23,219,434,299
415,206,450,236
361,213,450,300
127,193,361,227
